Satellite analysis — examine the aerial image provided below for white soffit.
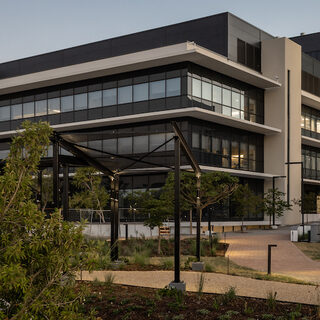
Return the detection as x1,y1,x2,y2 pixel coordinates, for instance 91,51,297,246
303,178,320,185
0,107,281,139
301,135,320,148
301,90,320,110
0,42,280,95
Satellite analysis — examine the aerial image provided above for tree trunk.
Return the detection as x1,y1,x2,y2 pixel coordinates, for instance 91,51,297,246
158,227,161,255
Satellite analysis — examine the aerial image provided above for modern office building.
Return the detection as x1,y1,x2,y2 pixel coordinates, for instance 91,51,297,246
0,12,319,227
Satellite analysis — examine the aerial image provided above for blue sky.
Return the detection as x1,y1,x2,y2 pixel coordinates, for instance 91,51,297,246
0,0,319,63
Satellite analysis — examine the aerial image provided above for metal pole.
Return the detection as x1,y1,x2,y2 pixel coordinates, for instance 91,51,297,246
301,163,305,237
174,136,181,283
196,175,201,262
267,244,277,275
52,138,59,209
208,208,212,251
114,174,119,261
62,165,69,220
272,176,275,226
110,178,115,261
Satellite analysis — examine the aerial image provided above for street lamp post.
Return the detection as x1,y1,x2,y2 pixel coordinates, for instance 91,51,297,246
285,161,304,235
272,176,286,227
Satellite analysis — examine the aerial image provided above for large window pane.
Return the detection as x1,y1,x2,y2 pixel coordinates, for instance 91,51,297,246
222,139,229,167
103,139,117,154
23,102,34,118
166,78,180,97
0,106,10,121
201,134,210,152
232,91,240,109
48,98,60,114
35,100,47,116
12,104,22,119
305,115,311,130
74,93,87,110
150,80,165,99
166,133,174,151
192,132,200,148
103,88,117,106
192,78,201,98
150,133,166,151
133,135,148,153
231,109,241,118
240,142,248,170
202,82,212,101
222,88,231,106
118,86,132,104
133,83,148,102
212,137,220,154
61,95,73,112
118,137,133,154
88,91,102,108
222,106,231,116
231,141,239,168
212,85,222,103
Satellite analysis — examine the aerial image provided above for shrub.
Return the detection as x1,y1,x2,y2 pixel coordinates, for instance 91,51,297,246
161,258,173,270
132,250,150,266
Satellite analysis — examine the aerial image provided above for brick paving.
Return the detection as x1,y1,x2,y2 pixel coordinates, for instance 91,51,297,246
226,227,320,284
79,270,320,305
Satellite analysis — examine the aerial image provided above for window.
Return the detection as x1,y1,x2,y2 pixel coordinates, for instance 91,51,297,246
48,98,60,114
133,135,148,153
222,139,229,167
301,114,305,128
103,88,117,106
118,86,132,104
201,135,210,152
249,144,256,171
23,102,34,118
192,132,200,148
74,93,87,110
232,91,240,109
212,137,220,154
212,85,222,104
222,106,231,116
88,91,102,108
231,141,239,168
150,80,165,99
118,137,133,154
201,81,211,101
166,78,180,97
192,78,201,98
0,106,10,121
35,100,47,116
103,139,117,154
240,142,248,170
12,104,22,119
150,133,166,151
222,88,231,106
133,83,148,102
61,96,73,112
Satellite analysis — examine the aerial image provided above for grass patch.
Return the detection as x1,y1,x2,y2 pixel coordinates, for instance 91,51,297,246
294,242,320,261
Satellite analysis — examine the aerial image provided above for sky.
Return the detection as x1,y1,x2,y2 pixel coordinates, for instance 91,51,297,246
0,0,319,63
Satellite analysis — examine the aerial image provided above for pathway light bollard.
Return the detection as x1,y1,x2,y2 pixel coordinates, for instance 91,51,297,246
267,244,277,275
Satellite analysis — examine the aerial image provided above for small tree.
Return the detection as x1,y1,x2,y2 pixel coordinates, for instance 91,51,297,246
263,188,292,226
128,190,171,255
162,171,239,220
232,184,263,231
70,167,110,223
0,121,94,319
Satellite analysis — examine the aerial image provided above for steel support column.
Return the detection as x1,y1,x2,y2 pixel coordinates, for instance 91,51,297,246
110,175,120,261
174,136,181,283
52,138,59,208
196,176,201,261
62,165,69,220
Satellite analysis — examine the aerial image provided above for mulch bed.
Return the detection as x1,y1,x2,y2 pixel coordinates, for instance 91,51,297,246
81,282,319,320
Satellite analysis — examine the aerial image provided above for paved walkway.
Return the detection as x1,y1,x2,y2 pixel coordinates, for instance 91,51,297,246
226,227,320,284
79,270,320,305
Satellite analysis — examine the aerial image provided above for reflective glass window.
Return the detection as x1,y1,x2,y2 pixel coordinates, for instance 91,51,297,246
212,85,222,103
249,98,256,115
61,95,73,112
35,100,47,116
222,88,231,106
232,91,240,109
166,78,180,97
133,135,148,153
166,133,174,151
0,106,10,121
103,88,117,106
240,142,248,170
74,93,87,110
103,139,117,154
202,82,212,101
301,114,305,128
133,83,148,102
231,141,239,168
192,132,200,148
150,133,166,151
317,119,320,133
212,137,220,154
222,139,229,167
118,137,133,154
0,150,9,159
88,91,102,108
118,86,132,104
12,104,22,119
23,102,34,118
150,80,165,99
192,78,201,98
222,106,231,116
231,109,241,119
201,135,210,152
311,117,316,132
240,94,245,110
305,115,311,130
48,98,60,114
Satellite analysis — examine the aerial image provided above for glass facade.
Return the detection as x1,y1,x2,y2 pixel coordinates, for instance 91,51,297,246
302,145,320,180
301,105,320,139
